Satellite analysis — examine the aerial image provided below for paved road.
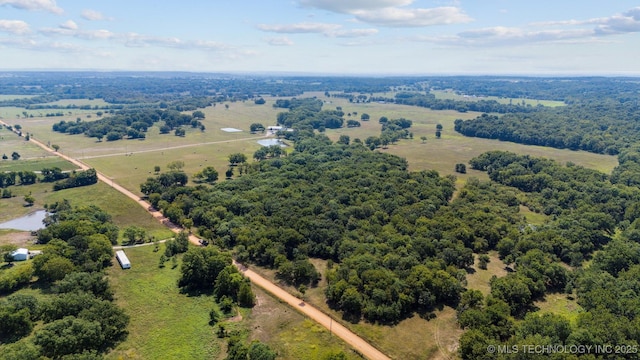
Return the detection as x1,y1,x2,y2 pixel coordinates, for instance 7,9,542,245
2,122,391,360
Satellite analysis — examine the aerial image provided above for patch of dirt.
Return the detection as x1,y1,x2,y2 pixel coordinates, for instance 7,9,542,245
0,230,35,247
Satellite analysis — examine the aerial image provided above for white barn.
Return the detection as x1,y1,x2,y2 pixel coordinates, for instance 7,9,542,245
10,248,29,261
115,250,131,269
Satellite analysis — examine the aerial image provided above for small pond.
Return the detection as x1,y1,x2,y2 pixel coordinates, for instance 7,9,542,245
257,139,287,147
0,210,48,231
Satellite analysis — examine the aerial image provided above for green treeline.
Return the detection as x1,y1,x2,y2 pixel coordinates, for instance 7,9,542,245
52,168,98,191
52,109,205,141
371,92,539,114
275,98,345,130
0,201,128,359
0,168,95,191
454,100,640,155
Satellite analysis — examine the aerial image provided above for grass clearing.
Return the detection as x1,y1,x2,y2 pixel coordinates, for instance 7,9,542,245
519,205,548,225
431,90,566,107
39,98,109,107
0,126,52,160
249,285,361,360
320,96,617,177
0,95,37,101
106,245,221,360
535,293,583,325
466,251,508,296
0,157,78,173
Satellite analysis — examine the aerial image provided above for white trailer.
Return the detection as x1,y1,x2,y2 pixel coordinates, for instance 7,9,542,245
115,250,131,269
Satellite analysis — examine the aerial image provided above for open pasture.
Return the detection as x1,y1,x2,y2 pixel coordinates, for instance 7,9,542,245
431,89,566,107
106,246,221,360
0,126,53,159
322,94,618,177
0,95,37,101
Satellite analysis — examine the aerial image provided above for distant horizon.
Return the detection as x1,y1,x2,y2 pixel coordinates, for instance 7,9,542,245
1,69,639,78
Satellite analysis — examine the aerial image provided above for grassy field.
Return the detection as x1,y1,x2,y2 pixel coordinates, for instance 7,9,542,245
0,95,37,101
466,251,509,296
431,89,566,107
0,181,172,241
106,246,222,360
39,98,110,107
249,285,362,360
0,126,53,160
105,245,360,360
0,157,78,173
320,96,618,176
535,293,583,325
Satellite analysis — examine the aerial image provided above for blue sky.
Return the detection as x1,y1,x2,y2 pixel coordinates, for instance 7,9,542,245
0,0,639,75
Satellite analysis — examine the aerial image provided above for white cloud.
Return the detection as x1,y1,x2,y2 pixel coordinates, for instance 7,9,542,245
59,20,77,30
257,22,341,34
266,37,294,46
298,0,471,27
330,28,378,38
352,6,472,27
258,22,377,39
81,9,109,21
0,19,30,34
0,0,62,14
298,0,413,13
418,7,640,47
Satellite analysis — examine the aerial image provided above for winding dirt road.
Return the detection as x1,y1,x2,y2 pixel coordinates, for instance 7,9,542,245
4,122,391,360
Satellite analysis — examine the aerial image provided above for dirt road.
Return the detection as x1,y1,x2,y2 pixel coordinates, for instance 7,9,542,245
7,125,391,360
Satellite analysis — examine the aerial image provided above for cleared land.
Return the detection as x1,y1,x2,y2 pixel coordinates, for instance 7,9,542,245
106,246,222,360
431,89,566,107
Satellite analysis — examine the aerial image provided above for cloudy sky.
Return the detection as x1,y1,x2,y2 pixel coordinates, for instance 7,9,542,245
1,0,639,75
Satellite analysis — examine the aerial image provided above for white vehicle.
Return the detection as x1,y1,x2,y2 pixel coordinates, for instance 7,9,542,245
115,250,131,269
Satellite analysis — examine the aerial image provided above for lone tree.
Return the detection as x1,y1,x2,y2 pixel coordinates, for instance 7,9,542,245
24,193,35,206
250,123,265,133
435,130,441,139
192,110,205,119
167,160,185,171
51,144,60,152
420,136,427,143
455,163,467,174
11,152,20,160
228,153,247,166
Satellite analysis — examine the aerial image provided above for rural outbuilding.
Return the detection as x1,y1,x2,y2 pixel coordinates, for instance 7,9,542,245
10,248,29,261
116,250,131,269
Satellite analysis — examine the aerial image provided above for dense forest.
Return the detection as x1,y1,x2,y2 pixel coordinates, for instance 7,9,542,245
454,101,640,155
0,202,128,359
458,151,640,359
